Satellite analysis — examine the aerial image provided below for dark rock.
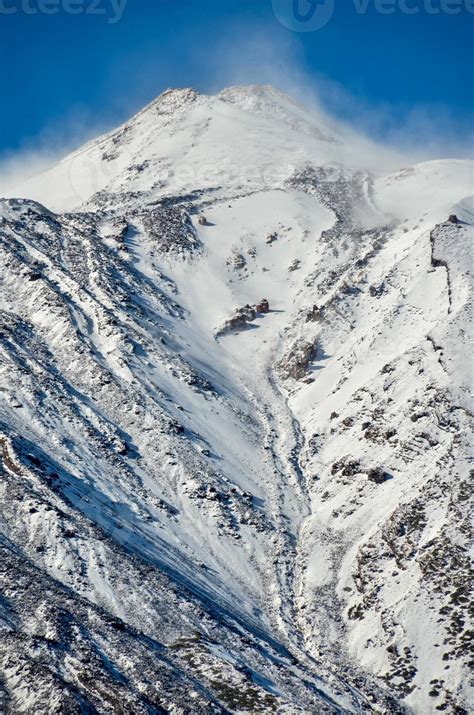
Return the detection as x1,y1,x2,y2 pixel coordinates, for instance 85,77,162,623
111,620,126,631
255,299,270,314
331,459,361,476
216,299,271,337
369,283,385,298
364,427,380,441
306,305,323,322
342,460,361,476
229,253,246,270
143,206,200,254
116,442,128,456
348,603,365,620
277,340,316,380
411,411,429,422
367,467,391,484
170,421,185,435
288,259,301,272
340,281,360,296
215,304,257,337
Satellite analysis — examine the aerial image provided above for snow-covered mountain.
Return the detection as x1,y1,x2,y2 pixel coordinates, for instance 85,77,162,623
1,85,472,714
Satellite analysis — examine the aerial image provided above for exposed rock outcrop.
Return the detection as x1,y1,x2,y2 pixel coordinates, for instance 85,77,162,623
277,340,317,381
215,299,271,337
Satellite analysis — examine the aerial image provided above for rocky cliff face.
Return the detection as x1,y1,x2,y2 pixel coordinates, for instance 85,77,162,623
1,86,472,714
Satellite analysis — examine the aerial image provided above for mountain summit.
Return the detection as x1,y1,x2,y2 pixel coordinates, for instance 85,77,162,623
9,84,361,212
1,86,472,713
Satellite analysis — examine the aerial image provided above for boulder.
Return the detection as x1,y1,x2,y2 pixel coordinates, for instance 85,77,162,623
215,305,257,338
448,214,459,224
215,300,272,338
369,283,385,298
255,299,270,313
306,305,323,322
277,340,316,380
367,467,391,484
228,253,246,270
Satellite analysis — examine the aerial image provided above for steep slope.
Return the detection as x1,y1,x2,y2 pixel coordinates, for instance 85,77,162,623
1,86,472,714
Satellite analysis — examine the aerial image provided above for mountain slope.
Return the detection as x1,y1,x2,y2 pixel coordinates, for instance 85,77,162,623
1,86,472,714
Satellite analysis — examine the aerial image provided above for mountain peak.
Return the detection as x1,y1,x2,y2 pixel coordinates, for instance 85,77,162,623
7,83,343,211
136,86,200,118
1,76,472,713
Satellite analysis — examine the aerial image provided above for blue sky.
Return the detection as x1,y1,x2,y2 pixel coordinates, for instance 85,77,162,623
0,0,473,158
